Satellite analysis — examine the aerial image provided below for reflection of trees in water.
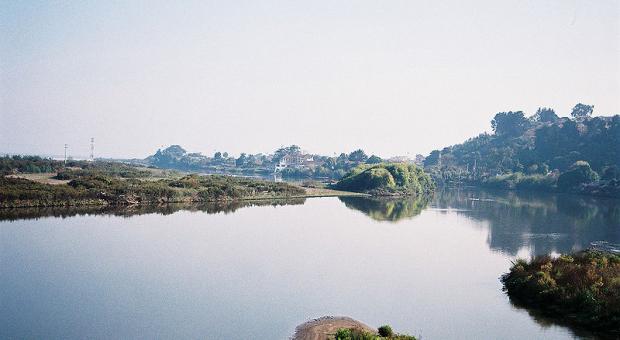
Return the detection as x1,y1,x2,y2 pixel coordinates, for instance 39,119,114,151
434,187,620,256
0,198,306,222
507,292,613,340
338,196,429,222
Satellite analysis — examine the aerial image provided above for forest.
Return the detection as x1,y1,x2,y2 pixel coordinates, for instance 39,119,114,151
424,104,619,197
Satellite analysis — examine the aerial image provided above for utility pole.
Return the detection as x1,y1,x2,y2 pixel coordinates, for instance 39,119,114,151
90,138,95,162
64,144,68,166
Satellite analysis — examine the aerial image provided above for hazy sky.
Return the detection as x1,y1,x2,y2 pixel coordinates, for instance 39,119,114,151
1,1,619,159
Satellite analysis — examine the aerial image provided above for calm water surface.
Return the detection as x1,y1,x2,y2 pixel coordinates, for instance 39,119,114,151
1,188,619,339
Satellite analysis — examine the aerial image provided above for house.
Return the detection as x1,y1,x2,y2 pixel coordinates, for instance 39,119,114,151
274,153,316,172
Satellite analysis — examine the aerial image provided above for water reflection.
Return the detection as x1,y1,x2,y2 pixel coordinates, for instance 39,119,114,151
0,198,306,222
338,196,429,222
2,189,617,339
432,188,620,256
507,294,608,340
338,188,620,257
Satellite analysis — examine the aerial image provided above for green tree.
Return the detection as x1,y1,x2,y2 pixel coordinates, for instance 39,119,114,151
366,155,383,164
424,150,440,166
557,161,599,190
235,153,247,167
491,111,530,137
348,149,368,162
570,103,594,119
378,325,393,337
273,145,301,162
532,107,559,122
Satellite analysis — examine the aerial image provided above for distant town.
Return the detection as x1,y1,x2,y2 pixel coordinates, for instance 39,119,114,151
120,144,426,180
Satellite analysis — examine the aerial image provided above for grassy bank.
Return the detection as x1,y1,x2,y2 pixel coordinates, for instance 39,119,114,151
0,173,307,208
501,250,620,337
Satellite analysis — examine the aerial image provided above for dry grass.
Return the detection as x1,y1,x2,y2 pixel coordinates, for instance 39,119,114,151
6,173,69,185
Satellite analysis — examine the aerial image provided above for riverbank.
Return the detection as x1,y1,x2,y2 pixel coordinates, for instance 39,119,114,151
501,250,620,337
0,173,366,208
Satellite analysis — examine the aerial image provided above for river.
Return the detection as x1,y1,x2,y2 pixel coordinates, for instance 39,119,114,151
1,188,618,339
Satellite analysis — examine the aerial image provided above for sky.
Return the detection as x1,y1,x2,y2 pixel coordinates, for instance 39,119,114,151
1,0,619,159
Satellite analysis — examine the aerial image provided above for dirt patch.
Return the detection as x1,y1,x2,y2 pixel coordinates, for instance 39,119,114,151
292,316,376,340
5,173,69,185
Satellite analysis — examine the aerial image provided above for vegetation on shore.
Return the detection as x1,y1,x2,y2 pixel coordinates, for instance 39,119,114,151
332,163,434,196
424,105,620,197
501,250,620,336
334,325,416,340
1,155,160,178
0,171,306,208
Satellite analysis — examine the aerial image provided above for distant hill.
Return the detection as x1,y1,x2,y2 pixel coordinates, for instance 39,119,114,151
424,104,620,197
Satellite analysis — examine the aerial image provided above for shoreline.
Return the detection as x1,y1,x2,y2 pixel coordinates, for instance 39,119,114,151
0,186,368,209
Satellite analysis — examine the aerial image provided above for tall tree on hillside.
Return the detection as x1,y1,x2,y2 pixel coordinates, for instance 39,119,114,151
491,111,530,137
273,145,301,162
348,149,368,162
236,153,247,167
570,103,594,119
424,150,441,166
532,107,559,123
366,155,383,164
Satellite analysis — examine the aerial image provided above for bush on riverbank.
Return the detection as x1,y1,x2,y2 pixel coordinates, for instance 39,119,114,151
501,250,620,336
480,172,557,190
332,163,434,196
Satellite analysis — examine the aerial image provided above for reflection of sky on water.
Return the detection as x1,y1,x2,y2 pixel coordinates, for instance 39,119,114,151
1,189,618,339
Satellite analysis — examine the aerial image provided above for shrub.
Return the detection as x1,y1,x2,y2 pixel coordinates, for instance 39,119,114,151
378,325,393,337
501,250,620,335
333,163,435,196
334,326,416,340
557,161,599,191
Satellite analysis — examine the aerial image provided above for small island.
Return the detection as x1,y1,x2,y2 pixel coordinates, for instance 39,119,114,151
332,163,434,196
501,250,620,337
292,316,417,340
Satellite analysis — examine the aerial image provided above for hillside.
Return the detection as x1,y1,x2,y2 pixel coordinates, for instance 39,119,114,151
332,163,435,196
424,105,620,196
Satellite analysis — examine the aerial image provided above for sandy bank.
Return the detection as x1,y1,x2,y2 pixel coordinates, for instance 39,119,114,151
292,316,376,340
